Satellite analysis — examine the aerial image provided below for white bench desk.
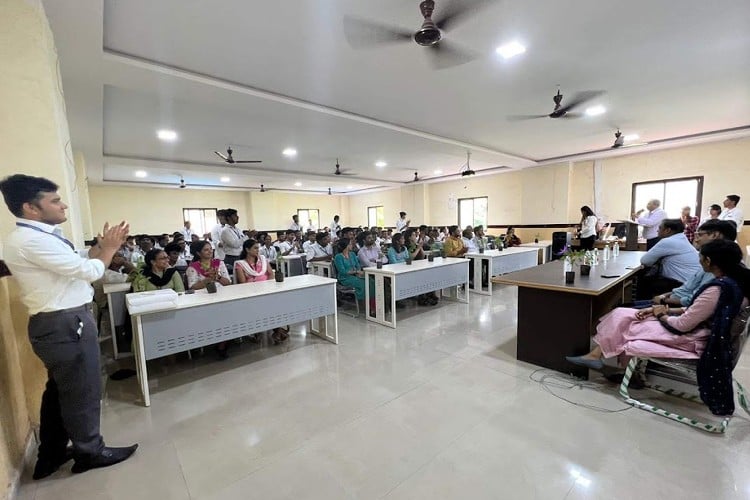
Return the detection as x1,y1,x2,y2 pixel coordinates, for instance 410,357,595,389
364,257,469,329
309,260,333,278
465,247,539,296
128,274,338,406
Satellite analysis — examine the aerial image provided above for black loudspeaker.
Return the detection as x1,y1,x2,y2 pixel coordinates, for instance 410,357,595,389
551,232,567,261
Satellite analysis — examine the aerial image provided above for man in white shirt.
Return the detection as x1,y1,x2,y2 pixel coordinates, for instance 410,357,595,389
289,214,302,232
220,208,247,269
210,209,227,259
395,211,410,233
462,227,479,252
0,174,138,478
305,232,333,269
719,194,744,234
302,231,317,253
330,215,341,240
258,232,278,267
278,230,301,256
180,221,193,242
633,199,667,250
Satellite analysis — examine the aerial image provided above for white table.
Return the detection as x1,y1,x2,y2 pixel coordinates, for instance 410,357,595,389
519,240,553,264
309,260,333,278
465,247,540,296
364,257,469,328
128,275,338,406
281,254,307,277
103,282,133,359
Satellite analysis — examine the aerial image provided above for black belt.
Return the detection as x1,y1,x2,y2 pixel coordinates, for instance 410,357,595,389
32,303,92,318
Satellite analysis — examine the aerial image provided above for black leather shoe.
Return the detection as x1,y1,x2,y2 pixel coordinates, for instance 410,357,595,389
32,447,74,480
71,444,138,474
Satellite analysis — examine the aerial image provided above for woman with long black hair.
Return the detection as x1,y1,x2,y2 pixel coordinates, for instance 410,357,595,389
579,205,598,250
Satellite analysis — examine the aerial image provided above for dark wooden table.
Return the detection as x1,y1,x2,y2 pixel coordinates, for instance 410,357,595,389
493,252,646,378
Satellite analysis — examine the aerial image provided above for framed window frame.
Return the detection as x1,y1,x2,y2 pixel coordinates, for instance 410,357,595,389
630,176,704,218
458,196,488,229
182,207,218,238
296,209,320,230
367,205,385,228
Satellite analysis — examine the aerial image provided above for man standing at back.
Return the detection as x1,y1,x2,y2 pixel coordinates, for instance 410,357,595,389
180,220,193,242
289,213,302,232
0,174,138,479
719,194,744,235
633,199,667,249
395,211,410,233
210,209,227,260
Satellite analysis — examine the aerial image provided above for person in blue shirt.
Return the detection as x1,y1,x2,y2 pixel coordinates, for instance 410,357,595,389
637,219,703,299
387,233,409,263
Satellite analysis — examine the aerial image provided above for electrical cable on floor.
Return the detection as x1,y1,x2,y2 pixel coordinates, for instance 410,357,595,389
529,369,633,413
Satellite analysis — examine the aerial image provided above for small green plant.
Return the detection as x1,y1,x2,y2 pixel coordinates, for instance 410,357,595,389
560,247,587,266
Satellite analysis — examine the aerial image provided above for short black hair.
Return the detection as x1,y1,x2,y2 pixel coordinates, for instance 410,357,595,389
661,218,685,234
699,219,737,241
164,242,182,254
0,174,59,217
727,195,741,205
399,211,406,217
315,232,328,244
285,229,296,235
224,208,238,217
473,225,483,233
710,204,722,212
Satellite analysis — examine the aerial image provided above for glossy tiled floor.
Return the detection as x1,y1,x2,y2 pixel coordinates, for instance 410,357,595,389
16,285,750,499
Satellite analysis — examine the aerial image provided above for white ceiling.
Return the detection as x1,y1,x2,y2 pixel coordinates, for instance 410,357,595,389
44,0,750,193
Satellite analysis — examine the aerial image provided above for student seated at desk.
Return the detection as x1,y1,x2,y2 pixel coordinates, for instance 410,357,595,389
359,231,388,268
164,242,187,267
333,237,368,306
131,249,185,293
406,229,439,306
186,240,231,290
443,225,468,257
566,240,750,381
387,233,410,263
505,227,522,247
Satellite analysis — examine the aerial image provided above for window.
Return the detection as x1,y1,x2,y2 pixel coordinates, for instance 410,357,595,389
631,177,703,219
297,209,320,231
182,208,218,237
367,206,385,228
458,197,488,229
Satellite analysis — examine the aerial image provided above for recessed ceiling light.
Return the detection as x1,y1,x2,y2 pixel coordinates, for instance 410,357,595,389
156,129,178,141
294,182,302,187
375,161,387,168
434,169,443,175
134,170,147,178
495,41,526,59
585,105,606,117
346,185,353,189
220,176,230,183
624,133,640,141
282,148,297,157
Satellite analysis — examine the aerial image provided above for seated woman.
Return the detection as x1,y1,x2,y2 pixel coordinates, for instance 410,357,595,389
333,238,369,309
186,240,232,359
235,239,287,343
131,249,185,292
566,239,749,371
387,233,410,263
186,240,231,290
404,228,437,305
505,227,522,247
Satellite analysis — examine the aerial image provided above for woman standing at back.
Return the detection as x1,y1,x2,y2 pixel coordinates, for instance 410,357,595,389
579,206,598,250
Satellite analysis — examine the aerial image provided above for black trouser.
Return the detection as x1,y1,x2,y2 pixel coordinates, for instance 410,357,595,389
646,237,660,250
28,304,105,460
579,235,596,250
636,275,683,300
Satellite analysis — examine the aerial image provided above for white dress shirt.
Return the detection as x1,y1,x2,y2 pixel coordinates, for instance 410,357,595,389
580,215,599,238
4,218,105,315
719,207,744,233
636,208,667,240
463,236,479,252
395,218,409,233
181,227,193,241
278,241,299,255
259,244,278,262
302,240,315,253
289,221,302,231
210,223,225,258
305,242,332,268
220,225,247,257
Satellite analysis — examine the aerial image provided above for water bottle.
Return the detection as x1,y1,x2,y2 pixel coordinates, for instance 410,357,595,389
613,241,620,257
593,248,600,266
563,256,572,274
603,243,610,261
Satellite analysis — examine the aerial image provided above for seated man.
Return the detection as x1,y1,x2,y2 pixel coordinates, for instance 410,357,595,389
164,242,187,267
102,254,135,284
358,231,388,268
473,225,487,249
637,219,703,299
462,228,479,253
305,232,333,270
444,226,468,257
302,231,316,252
258,232,278,268
278,229,301,256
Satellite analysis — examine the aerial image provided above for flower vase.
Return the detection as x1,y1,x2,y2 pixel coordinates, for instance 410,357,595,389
275,270,285,282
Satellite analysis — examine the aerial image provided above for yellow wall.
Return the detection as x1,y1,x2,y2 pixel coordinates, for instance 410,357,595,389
346,188,404,228
246,191,346,231
0,1,80,496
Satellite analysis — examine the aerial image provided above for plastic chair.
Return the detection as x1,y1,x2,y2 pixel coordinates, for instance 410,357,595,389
330,260,360,318
619,306,750,433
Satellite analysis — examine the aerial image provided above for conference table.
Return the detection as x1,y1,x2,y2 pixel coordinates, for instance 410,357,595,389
128,274,338,406
493,252,646,379
364,257,469,328
464,247,540,296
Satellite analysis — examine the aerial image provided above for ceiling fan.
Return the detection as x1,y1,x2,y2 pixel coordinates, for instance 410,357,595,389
334,159,355,176
259,184,266,193
343,0,490,69
179,176,186,189
214,147,262,164
413,172,420,182
508,88,606,121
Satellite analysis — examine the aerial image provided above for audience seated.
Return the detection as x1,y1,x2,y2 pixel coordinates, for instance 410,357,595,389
302,231,316,252
387,233,410,263
164,242,187,267
278,230,301,256
637,219,704,299
566,240,750,386
404,228,425,261
443,225,468,257
258,232,278,267
305,232,333,269
131,249,185,292
462,228,478,252
333,238,369,309
102,254,135,284
505,226,522,247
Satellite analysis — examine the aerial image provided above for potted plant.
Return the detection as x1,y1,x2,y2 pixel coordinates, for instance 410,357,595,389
560,247,586,283
534,233,541,244
478,237,485,254
428,243,439,262
275,254,285,282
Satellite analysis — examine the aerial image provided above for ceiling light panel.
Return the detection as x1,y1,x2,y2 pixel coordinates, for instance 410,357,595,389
156,129,178,141
496,41,526,59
